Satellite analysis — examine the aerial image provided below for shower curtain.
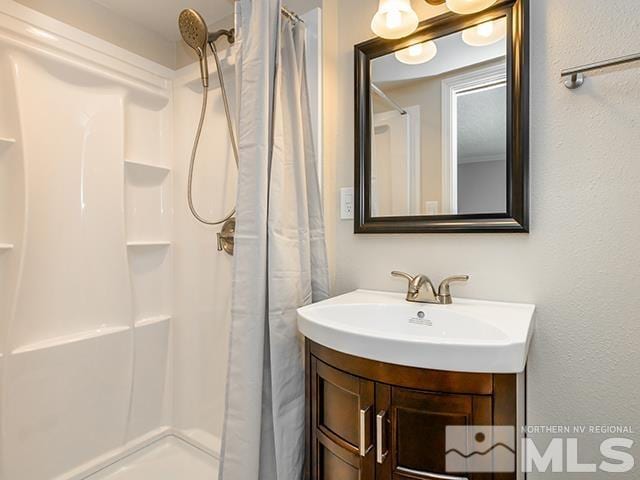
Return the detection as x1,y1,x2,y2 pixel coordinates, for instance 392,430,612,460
219,1,329,479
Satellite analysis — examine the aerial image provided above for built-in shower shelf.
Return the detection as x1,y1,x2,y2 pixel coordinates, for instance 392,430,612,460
135,315,171,328
0,137,16,150
0,243,14,251
125,159,171,174
11,325,130,355
127,241,171,248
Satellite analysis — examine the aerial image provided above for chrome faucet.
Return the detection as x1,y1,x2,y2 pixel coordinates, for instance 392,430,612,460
391,271,469,305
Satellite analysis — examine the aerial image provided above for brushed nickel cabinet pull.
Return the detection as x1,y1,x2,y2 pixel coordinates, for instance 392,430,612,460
359,407,369,456
376,410,388,464
397,467,468,480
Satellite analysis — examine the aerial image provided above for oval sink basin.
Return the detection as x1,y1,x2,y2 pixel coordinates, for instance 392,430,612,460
297,289,535,373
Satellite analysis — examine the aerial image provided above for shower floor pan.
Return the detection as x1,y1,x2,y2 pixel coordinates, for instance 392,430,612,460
87,436,218,479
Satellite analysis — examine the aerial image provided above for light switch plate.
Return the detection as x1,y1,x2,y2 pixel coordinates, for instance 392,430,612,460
340,187,354,220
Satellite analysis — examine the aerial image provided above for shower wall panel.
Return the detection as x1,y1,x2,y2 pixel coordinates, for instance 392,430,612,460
0,7,174,479
9,52,131,349
4,329,132,480
171,62,236,452
0,44,24,480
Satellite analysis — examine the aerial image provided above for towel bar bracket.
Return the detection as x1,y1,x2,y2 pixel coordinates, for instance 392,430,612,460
564,73,585,89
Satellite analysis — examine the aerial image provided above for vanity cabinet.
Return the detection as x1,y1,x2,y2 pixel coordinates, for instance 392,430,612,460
305,340,519,480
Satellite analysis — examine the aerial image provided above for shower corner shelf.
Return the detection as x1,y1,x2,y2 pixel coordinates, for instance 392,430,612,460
126,241,171,248
124,159,171,174
0,243,14,251
135,315,171,328
11,325,131,355
0,137,16,150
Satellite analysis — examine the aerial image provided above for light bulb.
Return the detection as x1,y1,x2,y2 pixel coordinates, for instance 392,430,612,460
395,41,438,65
371,0,419,39
476,21,494,37
445,0,497,15
462,18,506,47
408,43,423,56
386,9,402,29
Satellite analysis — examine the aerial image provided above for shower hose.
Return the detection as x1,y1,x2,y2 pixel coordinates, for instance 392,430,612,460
187,41,239,225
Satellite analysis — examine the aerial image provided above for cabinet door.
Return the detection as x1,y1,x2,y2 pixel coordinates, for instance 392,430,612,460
376,385,492,480
310,357,375,480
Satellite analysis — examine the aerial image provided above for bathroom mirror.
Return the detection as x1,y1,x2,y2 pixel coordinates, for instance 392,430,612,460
355,0,528,233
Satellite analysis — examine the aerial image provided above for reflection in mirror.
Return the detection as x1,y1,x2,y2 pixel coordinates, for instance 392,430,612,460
370,17,507,217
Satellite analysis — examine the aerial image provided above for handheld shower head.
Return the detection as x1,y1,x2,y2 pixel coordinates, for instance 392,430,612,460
179,8,209,88
180,10,239,229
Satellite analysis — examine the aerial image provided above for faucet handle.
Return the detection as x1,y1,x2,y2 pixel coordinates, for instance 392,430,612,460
391,271,415,282
437,275,469,304
391,271,419,294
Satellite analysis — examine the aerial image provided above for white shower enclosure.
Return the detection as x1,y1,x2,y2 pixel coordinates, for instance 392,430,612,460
0,3,321,479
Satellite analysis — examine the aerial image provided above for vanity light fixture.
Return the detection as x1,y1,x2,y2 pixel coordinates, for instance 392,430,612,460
395,41,438,64
371,0,419,39
445,0,497,14
461,18,506,46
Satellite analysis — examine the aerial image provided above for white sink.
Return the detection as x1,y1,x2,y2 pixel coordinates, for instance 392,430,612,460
297,289,535,373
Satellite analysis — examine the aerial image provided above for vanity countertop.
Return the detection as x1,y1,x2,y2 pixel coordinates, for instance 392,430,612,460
297,289,535,373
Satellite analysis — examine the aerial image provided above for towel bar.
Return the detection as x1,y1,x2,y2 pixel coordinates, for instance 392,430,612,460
561,52,640,89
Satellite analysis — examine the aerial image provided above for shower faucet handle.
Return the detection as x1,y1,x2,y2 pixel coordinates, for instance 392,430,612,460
217,218,236,256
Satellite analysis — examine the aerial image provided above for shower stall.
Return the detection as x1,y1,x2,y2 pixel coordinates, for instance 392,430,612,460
0,2,321,479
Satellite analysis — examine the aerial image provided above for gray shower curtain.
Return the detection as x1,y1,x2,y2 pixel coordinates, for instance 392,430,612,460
219,1,329,479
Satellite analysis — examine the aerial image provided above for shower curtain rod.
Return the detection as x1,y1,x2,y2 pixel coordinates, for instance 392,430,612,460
232,2,303,23
371,83,407,115
281,6,304,23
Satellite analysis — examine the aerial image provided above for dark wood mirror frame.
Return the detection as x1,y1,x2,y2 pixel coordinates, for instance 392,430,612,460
355,0,529,234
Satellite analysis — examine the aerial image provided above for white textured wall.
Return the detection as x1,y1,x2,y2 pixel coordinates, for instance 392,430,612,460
323,0,640,477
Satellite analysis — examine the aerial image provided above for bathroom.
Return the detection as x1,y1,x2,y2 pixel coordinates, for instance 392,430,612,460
0,0,638,478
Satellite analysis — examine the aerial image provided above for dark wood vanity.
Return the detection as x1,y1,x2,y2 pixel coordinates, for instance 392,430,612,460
305,339,519,480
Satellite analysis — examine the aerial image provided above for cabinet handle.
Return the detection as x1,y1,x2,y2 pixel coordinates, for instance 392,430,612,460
398,468,468,480
359,407,370,456
376,410,388,464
